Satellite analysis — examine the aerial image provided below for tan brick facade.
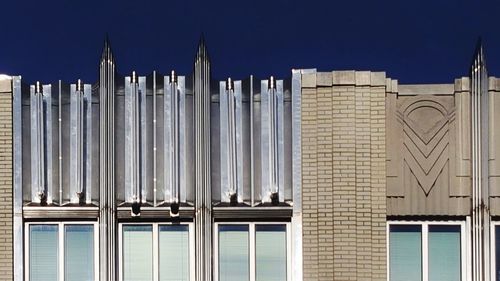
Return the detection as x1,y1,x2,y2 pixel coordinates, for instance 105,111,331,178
301,71,387,281
0,79,13,279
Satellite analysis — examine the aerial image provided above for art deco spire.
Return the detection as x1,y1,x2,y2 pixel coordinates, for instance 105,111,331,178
195,33,210,63
193,33,212,281
98,35,117,281
100,35,115,65
471,38,487,75
470,37,490,281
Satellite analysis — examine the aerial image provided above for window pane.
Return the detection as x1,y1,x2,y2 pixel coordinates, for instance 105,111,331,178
255,225,287,281
29,224,59,281
65,225,94,281
389,225,422,281
123,225,153,281
219,225,249,281
428,225,461,281
497,226,500,281
159,225,189,281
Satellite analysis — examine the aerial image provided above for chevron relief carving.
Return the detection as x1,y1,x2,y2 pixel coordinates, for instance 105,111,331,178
399,100,450,196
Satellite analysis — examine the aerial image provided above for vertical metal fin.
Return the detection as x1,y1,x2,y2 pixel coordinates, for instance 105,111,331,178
194,35,212,281
30,83,53,204
164,72,186,204
220,79,243,203
261,78,285,203
13,76,23,281
70,82,93,204
99,36,117,281
124,74,147,203
470,39,490,281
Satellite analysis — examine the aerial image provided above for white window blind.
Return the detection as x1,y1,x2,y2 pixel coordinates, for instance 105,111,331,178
218,225,249,281
64,225,94,281
255,225,287,281
159,225,189,281
496,226,500,281
29,225,59,281
123,225,153,281
389,225,422,281
428,225,461,281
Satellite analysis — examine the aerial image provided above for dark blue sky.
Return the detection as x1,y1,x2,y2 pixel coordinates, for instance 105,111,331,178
0,0,498,84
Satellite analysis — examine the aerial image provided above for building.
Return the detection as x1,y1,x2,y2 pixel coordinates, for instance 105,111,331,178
0,38,497,281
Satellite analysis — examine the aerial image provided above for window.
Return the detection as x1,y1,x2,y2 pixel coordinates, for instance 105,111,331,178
118,223,194,281
387,221,466,281
25,222,98,281
490,223,500,281
214,222,291,281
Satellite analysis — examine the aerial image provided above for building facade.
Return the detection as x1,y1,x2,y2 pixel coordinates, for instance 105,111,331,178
0,39,497,281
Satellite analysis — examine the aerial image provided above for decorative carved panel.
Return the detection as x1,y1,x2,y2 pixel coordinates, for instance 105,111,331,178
386,83,471,216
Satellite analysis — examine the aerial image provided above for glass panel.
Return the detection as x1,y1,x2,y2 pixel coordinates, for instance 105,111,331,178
123,225,153,281
219,225,249,281
65,225,94,281
255,225,287,281
29,224,59,281
428,225,461,281
159,225,189,281
496,226,500,281
389,225,422,281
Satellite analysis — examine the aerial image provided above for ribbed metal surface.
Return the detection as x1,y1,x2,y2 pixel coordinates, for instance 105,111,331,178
260,78,285,203
99,37,116,281
219,79,244,203
70,82,93,204
13,37,300,280
194,37,212,281
12,76,23,281
471,41,490,281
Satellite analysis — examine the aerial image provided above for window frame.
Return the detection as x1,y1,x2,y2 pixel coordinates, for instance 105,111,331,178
490,220,500,281
386,220,468,281
118,222,195,281
213,222,292,281
24,221,99,281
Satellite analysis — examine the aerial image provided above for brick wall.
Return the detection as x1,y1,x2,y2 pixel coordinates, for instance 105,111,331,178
301,71,387,281
0,79,12,279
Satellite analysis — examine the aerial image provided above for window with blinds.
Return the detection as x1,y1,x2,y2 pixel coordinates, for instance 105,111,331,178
255,225,287,281
29,225,59,281
65,225,95,281
119,223,193,281
159,225,190,281
123,225,154,281
389,225,422,281
492,224,500,281
216,223,290,281
219,225,250,281
27,223,97,281
388,222,463,281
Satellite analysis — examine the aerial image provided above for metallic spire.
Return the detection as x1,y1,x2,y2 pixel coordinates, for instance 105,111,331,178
100,35,115,66
194,34,212,281
195,34,210,63
470,37,490,281
471,38,486,74
99,35,117,281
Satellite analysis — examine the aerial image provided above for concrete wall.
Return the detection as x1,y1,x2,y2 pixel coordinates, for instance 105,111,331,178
488,77,500,215
301,71,387,281
386,81,471,215
0,78,13,279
